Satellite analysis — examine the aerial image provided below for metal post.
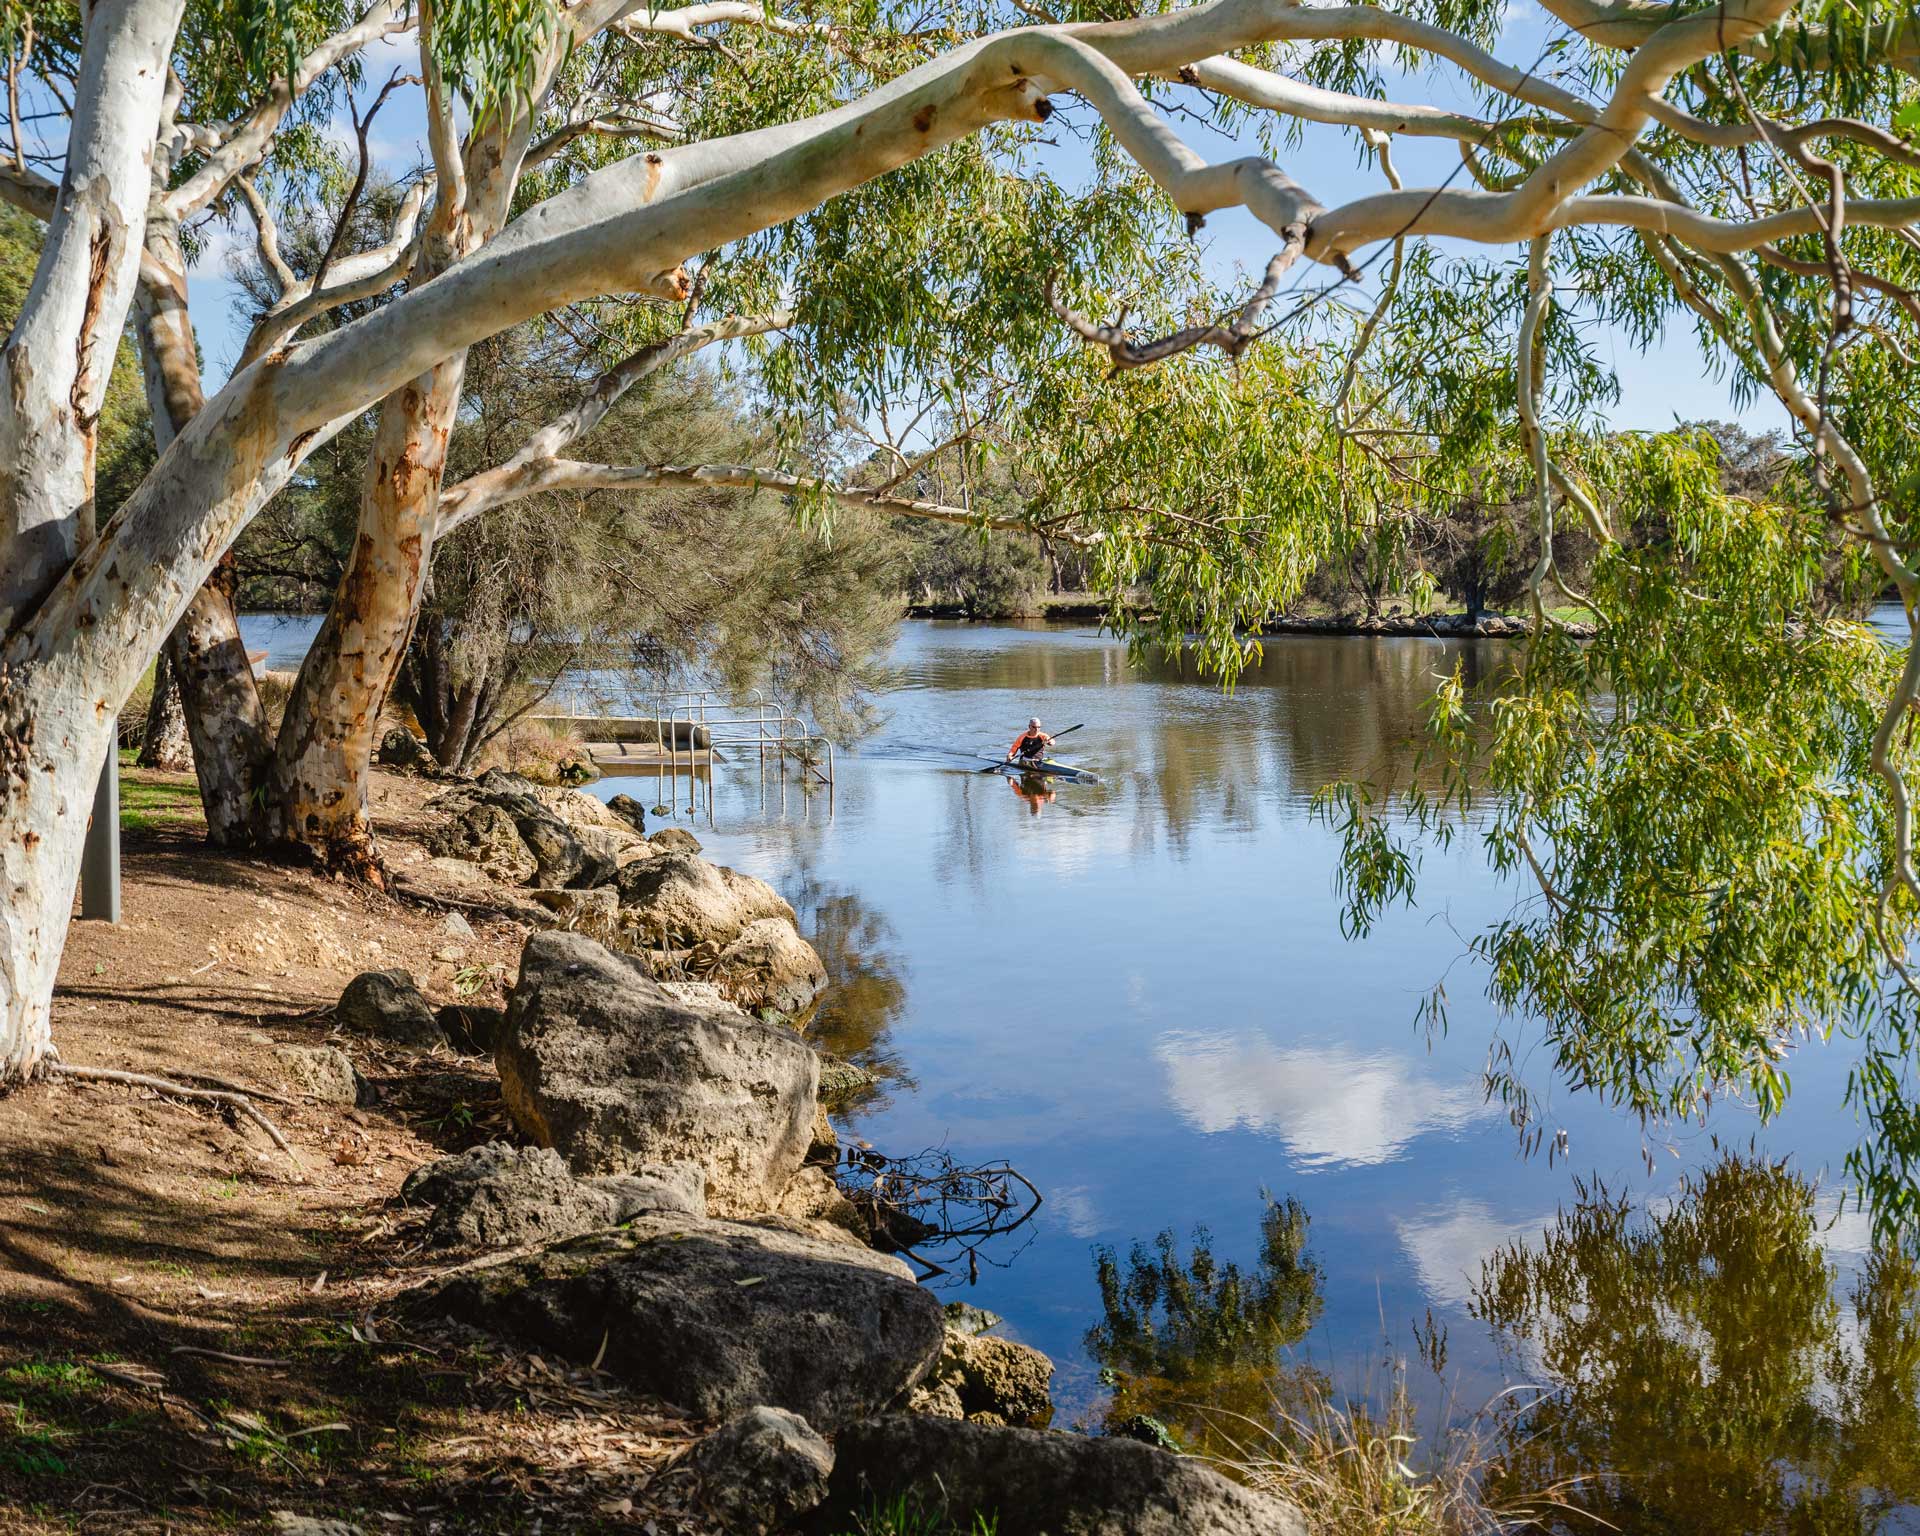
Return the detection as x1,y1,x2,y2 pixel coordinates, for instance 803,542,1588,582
81,726,120,923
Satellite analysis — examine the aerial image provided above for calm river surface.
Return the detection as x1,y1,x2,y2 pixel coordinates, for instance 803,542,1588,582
243,613,1920,1529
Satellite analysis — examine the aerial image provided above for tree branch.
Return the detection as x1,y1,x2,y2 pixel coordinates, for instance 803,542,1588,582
437,308,793,533
165,0,411,220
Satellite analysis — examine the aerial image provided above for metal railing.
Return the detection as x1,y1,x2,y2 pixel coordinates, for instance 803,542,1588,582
536,689,833,828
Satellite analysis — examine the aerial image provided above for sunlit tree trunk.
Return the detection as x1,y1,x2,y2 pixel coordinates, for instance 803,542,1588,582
133,219,272,842
266,360,463,880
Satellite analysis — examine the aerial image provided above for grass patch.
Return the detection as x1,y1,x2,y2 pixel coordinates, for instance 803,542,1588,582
119,770,203,834
833,1495,998,1535
1212,1358,1588,1535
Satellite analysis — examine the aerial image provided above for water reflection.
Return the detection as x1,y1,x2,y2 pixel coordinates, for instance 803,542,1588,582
1084,1193,1324,1454
1156,1032,1491,1168
1474,1153,1920,1534
785,874,914,1114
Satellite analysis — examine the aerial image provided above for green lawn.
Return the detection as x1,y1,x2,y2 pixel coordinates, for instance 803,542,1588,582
115,755,204,834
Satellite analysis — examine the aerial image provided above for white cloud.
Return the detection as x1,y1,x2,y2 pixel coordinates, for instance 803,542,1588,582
1155,1031,1492,1168
1047,1184,1103,1239
1394,1199,1556,1309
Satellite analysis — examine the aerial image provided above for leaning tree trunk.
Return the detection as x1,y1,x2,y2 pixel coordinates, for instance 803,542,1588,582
0,0,185,1076
267,363,464,880
134,222,273,844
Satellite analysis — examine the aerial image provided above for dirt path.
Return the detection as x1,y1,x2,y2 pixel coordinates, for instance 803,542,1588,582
0,768,710,1534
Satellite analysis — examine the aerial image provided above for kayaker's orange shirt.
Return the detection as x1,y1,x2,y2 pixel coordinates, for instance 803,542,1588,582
1009,729,1050,757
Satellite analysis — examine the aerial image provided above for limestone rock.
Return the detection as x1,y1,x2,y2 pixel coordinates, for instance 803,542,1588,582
817,1415,1308,1536
943,1301,1002,1337
657,979,744,1014
377,727,432,772
426,1215,944,1430
425,802,538,885
589,1160,707,1221
687,1407,833,1535
715,917,828,1014
441,910,476,940
614,853,794,947
774,1164,865,1244
817,1056,877,1107
271,1516,365,1536
649,826,702,854
434,770,616,889
496,931,819,1213
540,787,646,841
606,794,649,834
273,1044,366,1106
336,969,444,1050
400,1143,617,1248
908,1326,1052,1428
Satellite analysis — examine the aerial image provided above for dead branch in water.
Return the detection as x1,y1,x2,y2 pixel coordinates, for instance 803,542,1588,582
834,1145,1042,1284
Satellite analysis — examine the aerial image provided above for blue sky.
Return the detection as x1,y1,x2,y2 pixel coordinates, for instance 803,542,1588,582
174,12,1788,433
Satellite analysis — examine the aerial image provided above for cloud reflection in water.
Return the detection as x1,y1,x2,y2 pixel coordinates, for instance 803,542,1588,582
1155,1031,1491,1168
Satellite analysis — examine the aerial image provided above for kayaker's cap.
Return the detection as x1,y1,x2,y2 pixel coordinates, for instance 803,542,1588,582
1028,717,1041,729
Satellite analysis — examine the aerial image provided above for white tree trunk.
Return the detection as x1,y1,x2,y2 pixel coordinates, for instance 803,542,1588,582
0,0,186,1075
0,0,184,634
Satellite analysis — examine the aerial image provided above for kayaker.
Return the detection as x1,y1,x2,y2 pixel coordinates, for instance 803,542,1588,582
1007,717,1052,764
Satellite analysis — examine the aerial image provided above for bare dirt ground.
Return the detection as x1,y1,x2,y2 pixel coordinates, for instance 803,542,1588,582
0,768,712,1534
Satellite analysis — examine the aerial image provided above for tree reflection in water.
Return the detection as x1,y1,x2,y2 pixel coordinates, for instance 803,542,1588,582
785,875,914,1115
1083,1193,1324,1455
1474,1153,1920,1534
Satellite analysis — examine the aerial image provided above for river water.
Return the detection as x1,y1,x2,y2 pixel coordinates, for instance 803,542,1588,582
243,613,1920,1528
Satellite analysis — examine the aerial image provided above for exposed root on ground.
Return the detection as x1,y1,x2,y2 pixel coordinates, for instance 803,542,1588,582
47,1060,303,1167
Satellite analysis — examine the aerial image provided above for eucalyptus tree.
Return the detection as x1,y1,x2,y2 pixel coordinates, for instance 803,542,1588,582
6,0,1920,1239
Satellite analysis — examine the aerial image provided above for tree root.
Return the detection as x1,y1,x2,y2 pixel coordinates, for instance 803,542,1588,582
47,1062,302,1169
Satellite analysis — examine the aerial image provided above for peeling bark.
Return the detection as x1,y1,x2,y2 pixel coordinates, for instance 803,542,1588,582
266,360,462,881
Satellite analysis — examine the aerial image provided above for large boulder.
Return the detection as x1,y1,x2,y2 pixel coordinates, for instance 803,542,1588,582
431,771,617,889
496,931,819,1213
376,727,433,772
425,802,538,885
614,853,792,946
814,1415,1309,1536
400,1142,705,1247
539,787,648,842
715,917,828,1015
336,969,444,1050
685,1407,833,1535
425,1216,945,1430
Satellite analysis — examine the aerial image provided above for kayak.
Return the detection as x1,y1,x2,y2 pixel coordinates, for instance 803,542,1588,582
989,757,1100,785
